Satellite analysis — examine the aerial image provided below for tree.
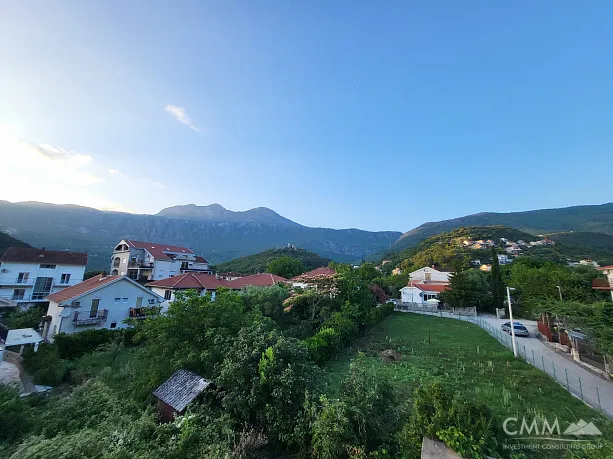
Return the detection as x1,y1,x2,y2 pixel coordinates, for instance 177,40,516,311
490,247,505,311
439,270,492,311
267,256,305,279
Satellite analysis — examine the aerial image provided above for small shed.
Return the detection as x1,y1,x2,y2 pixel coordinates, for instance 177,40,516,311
0,328,44,362
152,369,210,422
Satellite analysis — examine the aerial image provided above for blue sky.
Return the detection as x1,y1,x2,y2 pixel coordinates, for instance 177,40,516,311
1,1,612,232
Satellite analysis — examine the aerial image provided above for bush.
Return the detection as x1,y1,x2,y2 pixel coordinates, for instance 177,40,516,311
3,305,45,329
398,382,500,458
0,385,32,443
22,343,69,386
54,328,135,360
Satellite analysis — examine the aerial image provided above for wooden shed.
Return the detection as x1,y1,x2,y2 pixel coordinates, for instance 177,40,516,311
152,369,210,422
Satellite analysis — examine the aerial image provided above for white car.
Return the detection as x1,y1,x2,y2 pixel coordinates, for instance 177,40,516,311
501,321,529,337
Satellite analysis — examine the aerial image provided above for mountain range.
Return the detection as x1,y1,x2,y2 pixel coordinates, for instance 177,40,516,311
0,201,400,270
391,203,613,252
1,200,613,271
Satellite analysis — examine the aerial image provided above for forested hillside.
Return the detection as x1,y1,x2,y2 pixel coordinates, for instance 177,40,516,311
214,247,331,275
0,232,31,254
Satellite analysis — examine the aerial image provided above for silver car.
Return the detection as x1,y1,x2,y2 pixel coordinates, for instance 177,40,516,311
501,321,529,337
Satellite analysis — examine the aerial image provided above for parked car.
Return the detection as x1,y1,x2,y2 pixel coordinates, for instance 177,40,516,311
501,321,529,337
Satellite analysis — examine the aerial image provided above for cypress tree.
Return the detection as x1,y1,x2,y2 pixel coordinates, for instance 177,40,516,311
490,246,505,311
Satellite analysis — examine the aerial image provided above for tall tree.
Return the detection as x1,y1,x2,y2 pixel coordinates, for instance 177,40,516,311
267,256,305,279
490,247,505,311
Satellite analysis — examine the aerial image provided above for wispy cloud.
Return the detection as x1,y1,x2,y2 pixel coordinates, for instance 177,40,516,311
108,168,123,176
164,104,199,131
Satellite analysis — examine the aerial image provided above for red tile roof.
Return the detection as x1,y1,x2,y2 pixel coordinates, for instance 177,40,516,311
1,247,88,266
147,273,232,290
125,240,195,261
147,272,287,290
592,278,613,290
291,267,335,280
410,282,449,293
46,275,120,303
228,273,287,288
597,265,613,270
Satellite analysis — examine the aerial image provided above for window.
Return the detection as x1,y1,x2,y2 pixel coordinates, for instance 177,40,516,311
164,290,172,300
122,298,128,303
17,272,29,283
424,272,432,282
12,288,25,300
181,261,189,270
90,299,100,318
110,322,117,329
60,273,71,284
32,277,53,300
40,264,56,269
114,297,120,303
136,297,143,307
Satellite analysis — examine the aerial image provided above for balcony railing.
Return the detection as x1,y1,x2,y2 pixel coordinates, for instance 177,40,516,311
73,309,108,325
128,261,154,268
0,293,30,301
0,277,35,286
129,307,157,319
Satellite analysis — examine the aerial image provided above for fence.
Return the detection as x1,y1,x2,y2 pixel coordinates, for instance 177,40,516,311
402,309,613,418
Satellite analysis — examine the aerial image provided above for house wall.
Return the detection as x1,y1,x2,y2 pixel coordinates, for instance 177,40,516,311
46,279,161,341
0,261,85,307
400,287,422,303
409,267,451,283
150,286,216,310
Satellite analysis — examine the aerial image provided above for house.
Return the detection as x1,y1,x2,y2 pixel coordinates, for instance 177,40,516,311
153,369,211,422
593,266,613,301
0,247,87,309
147,272,287,305
505,245,522,254
497,254,511,265
400,282,449,304
43,274,163,341
391,267,403,276
110,240,211,281
471,259,482,266
409,267,452,283
480,264,492,272
579,259,600,268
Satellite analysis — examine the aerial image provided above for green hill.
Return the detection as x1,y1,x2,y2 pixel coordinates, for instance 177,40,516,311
384,226,538,272
392,202,613,252
214,247,332,275
383,226,613,271
0,232,31,255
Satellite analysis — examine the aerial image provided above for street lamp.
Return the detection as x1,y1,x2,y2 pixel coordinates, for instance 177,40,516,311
506,286,518,358
556,285,563,302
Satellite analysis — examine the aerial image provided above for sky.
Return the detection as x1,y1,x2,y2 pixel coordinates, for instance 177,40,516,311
1,1,613,232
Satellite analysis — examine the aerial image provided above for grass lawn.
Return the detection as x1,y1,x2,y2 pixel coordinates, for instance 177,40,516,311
323,313,613,453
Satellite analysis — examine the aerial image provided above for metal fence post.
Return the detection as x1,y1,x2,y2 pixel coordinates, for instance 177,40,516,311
579,376,584,400
532,349,535,365
541,355,545,371
565,368,570,391
552,361,557,380
596,387,602,413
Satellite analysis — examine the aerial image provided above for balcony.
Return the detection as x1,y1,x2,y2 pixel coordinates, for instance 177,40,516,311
0,277,34,287
73,309,108,325
0,293,31,302
128,261,154,269
129,307,157,319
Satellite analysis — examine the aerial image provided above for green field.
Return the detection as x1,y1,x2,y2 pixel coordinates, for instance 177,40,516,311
322,313,613,455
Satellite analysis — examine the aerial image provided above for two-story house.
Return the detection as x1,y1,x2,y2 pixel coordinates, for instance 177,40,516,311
593,265,613,302
409,266,452,283
110,240,211,281
43,274,163,341
0,247,87,309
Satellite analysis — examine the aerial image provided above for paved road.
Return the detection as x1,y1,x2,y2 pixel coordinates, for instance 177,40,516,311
479,316,613,418
403,310,613,418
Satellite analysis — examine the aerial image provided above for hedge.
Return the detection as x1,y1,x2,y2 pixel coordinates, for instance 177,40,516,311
305,303,394,364
54,328,137,360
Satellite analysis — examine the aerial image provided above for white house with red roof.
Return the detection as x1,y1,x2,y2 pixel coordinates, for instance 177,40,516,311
147,272,287,305
409,266,452,283
110,240,211,281
400,281,449,305
593,266,613,301
43,274,163,341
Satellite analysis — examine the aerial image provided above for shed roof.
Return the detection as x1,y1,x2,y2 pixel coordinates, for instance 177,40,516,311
153,369,210,412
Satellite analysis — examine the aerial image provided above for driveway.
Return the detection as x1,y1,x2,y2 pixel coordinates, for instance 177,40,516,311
480,316,613,418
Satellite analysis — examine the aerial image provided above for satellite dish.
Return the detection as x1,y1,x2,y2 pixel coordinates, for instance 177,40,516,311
60,308,72,318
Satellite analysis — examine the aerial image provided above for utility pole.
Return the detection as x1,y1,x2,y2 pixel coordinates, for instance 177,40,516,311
507,286,518,358
556,285,563,302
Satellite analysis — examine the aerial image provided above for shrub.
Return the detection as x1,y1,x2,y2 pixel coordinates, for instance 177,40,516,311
22,343,69,386
0,385,32,443
398,382,500,458
54,328,135,360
